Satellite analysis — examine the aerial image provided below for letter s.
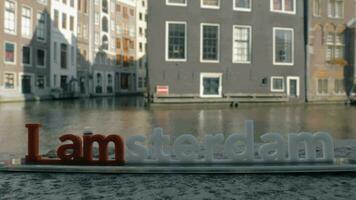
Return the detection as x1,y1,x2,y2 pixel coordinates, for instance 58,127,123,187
126,135,148,163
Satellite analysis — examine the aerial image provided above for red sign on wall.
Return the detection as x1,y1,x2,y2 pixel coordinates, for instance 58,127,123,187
156,85,169,96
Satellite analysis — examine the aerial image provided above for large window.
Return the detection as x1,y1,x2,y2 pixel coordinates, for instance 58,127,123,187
36,49,45,67
334,79,344,94
37,12,46,41
22,46,31,65
36,75,45,89
201,24,220,62
4,0,16,34
102,17,108,32
328,0,344,18
233,25,251,63
4,42,16,64
326,32,344,61
271,0,296,14
313,0,321,16
234,0,251,11
62,13,67,29
317,79,328,95
200,73,222,98
21,7,32,37
4,73,16,89
166,21,187,61
166,0,187,6
60,44,67,69
271,77,285,92
273,28,294,65
201,0,220,9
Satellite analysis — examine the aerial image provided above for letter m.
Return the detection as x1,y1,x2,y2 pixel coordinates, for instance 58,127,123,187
83,135,125,164
288,132,335,162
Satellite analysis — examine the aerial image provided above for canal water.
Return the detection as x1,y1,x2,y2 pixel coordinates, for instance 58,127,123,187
0,97,355,160
0,97,356,199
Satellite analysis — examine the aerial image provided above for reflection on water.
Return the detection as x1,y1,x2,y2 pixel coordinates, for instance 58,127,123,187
0,97,355,159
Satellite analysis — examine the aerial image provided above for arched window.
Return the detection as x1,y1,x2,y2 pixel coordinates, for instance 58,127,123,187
102,0,108,13
102,35,109,50
102,17,108,32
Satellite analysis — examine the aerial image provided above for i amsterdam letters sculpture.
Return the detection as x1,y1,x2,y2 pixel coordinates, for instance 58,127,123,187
24,121,336,166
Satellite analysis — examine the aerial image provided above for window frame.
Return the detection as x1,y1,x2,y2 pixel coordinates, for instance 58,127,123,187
22,45,32,67
36,48,46,68
166,0,187,7
3,72,17,90
233,0,252,12
270,0,296,15
273,27,294,66
232,25,252,64
4,0,17,35
36,11,47,42
200,23,220,63
200,72,223,98
201,0,220,9
4,41,16,65
165,21,187,62
270,76,285,92
286,76,300,97
21,5,33,38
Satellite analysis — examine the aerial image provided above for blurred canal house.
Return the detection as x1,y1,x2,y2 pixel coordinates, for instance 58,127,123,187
147,0,306,103
89,0,143,97
0,0,51,101
306,0,356,102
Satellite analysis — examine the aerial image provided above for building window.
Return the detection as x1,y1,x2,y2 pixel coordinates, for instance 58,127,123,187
326,32,344,61
313,0,321,16
37,12,46,41
36,49,45,67
96,73,102,94
102,0,108,13
233,25,251,63
273,28,294,65
200,73,222,98
317,79,328,95
271,77,285,92
22,46,31,65
328,0,344,18
166,0,187,6
4,0,16,34
107,74,113,93
334,79,344,94
60,44,67,69
53,42,58,64
138,77,143,88
70,0,75,7
234,0,251,11
21,7,32,37
271,0,296,14
4,73,15,89
102,17,108,32
201,24,220,62
201,0,220,9
37,0,48,5
4,42,16,64
36,75,45,89
62,13,67,29
102,35,109,50
71,46,75,65
69,16,74,31
166,21,187,61
54,10,59,28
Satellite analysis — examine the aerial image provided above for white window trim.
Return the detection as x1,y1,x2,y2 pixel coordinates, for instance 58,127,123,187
233,0,252,12
4,41,16,65
316,78,329,96
18,72,34,93
286,76,300,97
36,49,46,68
22,45,32,67
3,71,17,90
4,0,17,35
273,27,294,66
270,0,296,15
200,23,220,63
165,21,187,62
232,25,252,64
200,73,223,98
270,76,285,92
166,0,187,7
201,0,220,9
313,0,321,17
21,5,33,39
